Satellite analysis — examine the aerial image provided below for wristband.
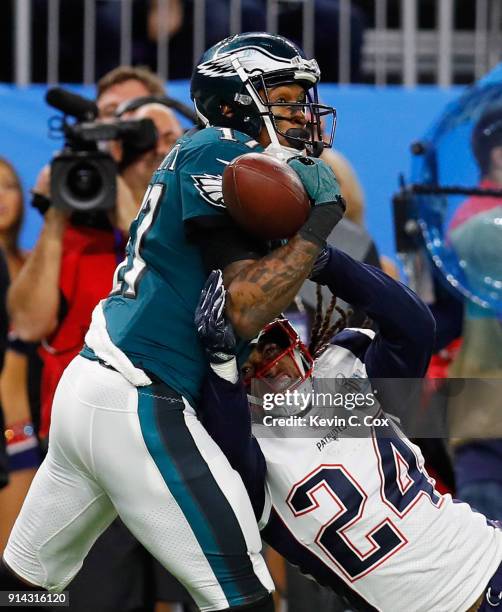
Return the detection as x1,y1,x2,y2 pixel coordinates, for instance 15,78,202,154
210,357,239,384
298,196,346,247
5,420,41,471
31,191,52,215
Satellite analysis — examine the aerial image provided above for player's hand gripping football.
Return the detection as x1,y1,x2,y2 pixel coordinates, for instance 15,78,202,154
195,270,236,365
288,156,346,248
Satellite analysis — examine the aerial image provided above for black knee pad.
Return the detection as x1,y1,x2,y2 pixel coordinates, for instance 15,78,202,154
228,593,275,612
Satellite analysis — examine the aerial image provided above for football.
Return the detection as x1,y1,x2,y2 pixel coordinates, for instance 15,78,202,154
222,152,311,240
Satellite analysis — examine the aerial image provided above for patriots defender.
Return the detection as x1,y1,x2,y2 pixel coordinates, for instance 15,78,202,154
1,34,346,611
195,249,502,612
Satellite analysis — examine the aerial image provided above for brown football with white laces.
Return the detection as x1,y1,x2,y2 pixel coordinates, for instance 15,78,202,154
222,152,310,240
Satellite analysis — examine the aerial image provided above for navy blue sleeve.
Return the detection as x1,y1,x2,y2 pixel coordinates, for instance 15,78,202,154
427,277,464,352
314,246,436,378
199,369,266,520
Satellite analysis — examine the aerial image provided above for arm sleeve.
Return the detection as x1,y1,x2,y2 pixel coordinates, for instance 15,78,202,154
315,246,436,378
363,239,381,268
199,369,266,520
427,277,464,352
347,238,381,329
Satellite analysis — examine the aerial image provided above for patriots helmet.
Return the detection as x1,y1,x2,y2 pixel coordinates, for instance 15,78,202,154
245,318,315,417
190,32,336,154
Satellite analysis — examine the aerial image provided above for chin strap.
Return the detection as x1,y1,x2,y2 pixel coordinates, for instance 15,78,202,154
311,141,325,158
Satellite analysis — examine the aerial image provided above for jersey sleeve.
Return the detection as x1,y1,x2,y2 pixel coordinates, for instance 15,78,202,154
179,137,270,271
199,369,267,521
180,138,255,222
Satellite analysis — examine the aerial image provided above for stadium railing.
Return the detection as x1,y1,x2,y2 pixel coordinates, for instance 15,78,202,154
11,0,502,87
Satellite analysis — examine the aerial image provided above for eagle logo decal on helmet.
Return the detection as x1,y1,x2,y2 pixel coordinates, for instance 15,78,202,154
197,46,319,82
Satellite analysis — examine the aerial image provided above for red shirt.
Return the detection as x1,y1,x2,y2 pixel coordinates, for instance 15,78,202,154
39,224,124,437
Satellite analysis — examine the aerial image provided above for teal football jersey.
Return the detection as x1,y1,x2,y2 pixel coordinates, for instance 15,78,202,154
99,127,264,405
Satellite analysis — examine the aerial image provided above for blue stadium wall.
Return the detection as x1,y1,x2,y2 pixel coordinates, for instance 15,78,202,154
0,82,462,260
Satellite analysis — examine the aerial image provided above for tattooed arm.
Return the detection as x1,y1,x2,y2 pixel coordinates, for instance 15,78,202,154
223,235,320,339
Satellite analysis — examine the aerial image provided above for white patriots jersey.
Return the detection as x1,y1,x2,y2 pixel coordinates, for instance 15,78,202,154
254,331,502,612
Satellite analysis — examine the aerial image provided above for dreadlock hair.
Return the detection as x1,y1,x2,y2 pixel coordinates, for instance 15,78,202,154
308,284,351,358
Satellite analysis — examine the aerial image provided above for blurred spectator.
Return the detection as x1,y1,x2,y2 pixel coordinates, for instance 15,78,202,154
0,249,7,379
23,0,262,82
0,250,9,492
0,159,41,548
0,159,25,278
446,106,502,519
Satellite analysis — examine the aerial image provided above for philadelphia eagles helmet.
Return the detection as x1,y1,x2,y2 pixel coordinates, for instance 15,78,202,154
190,32,336,154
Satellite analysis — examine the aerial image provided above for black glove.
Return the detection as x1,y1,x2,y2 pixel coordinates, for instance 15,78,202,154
194,270,236,364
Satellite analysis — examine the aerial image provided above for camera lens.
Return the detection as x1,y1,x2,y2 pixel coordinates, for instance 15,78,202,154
66,162,103,200
51,150,116,212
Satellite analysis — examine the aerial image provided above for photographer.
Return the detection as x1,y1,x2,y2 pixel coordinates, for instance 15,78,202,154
7,97,183,440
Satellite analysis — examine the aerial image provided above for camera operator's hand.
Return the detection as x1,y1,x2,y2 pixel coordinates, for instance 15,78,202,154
31,166,71,223
33,165,51,198
111,175,139,235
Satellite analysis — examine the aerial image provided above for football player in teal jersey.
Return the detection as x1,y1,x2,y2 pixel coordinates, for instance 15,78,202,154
2,33,345,611
89,32,344,406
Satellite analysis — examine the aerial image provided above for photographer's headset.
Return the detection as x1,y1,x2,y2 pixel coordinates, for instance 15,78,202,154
114,95,198,171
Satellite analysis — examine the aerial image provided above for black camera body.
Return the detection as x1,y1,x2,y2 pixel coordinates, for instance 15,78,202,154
46,88,157,213
51,148,117,213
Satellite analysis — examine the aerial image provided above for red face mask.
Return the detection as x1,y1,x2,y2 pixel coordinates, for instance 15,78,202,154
244,319,314,393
